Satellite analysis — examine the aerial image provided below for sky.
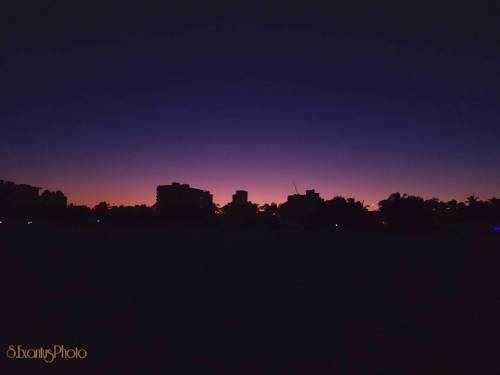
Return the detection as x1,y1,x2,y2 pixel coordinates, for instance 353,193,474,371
1,1,500,207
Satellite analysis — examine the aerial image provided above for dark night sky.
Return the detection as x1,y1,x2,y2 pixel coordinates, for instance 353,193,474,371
1,1,499,207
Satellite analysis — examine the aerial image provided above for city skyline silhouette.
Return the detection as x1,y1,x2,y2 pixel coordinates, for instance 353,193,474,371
2,178,499,234
1,177,499,210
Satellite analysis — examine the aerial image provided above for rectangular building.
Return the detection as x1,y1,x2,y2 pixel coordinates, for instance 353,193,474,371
156,182,213,211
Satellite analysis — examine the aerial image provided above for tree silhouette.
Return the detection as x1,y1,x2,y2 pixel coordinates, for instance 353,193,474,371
378,193,434,232
221,200,259,227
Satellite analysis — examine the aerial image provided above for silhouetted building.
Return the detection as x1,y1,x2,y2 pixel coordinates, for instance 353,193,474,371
279,189,324,227
0,180,41,208
156,182,213,211
286,189,323,209
232,190,248,205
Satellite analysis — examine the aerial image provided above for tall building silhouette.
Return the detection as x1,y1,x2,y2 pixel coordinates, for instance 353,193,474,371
156,182,213,211
232,190,248,205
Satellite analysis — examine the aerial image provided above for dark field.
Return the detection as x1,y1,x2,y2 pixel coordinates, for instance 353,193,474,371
1,226,500,374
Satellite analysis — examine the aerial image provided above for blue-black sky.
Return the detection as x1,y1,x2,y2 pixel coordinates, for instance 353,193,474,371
1,1,499,206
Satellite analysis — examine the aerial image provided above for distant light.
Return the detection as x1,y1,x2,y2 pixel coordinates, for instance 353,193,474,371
493,226,500,232
335,223,339,227
382,221,388,226
97,219,100,223
0,220,2,224
27,221,33,225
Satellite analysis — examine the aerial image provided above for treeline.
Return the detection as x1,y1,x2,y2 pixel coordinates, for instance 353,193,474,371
217,193,500,233
3,193,499,234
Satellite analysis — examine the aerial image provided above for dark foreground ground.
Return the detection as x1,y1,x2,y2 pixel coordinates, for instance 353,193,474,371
1,226,499,374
